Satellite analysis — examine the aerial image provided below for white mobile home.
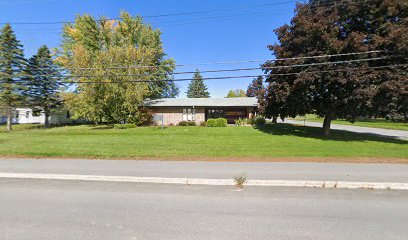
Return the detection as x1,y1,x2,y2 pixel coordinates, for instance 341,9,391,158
0,108,84,125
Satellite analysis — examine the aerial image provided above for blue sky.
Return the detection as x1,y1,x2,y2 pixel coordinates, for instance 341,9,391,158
0,0,297,97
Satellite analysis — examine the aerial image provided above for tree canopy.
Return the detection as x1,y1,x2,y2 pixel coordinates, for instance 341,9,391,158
186,70,210,98
56,11,177,124
226,89,246,98
262,0,408,135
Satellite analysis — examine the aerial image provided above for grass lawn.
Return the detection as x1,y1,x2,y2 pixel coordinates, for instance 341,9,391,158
292,115,408,131
0,124,406,161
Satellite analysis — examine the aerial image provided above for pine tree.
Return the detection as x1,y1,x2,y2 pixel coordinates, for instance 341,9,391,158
24,45,62,128
0,24,26,131
186,70,210,98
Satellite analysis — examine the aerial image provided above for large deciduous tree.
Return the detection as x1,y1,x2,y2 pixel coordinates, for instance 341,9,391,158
226,89,246,98
24,45,63,128
262,0,408,135
0,24,26,131
56,11,177,124
186,70,210,98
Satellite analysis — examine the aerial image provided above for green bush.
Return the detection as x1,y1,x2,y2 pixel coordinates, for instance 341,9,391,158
114,124,137,129
178,121,196,126
254,117,266,126
206,118,227,127
235,118,253,126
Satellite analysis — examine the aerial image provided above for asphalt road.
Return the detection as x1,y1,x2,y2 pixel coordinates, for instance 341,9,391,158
1,179,407,240
1,158,408,182
283,119,408,140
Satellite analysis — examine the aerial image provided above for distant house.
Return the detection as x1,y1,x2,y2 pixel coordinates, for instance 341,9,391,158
0,108,84,125
143,97,258,125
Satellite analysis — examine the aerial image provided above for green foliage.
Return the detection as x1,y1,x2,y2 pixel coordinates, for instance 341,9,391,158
0,24,26,131
235,118,253,126
114,123,136,129
57,11,177,124
206,118,227,127
178,121,196,126
133,107,154,126
263,0,408,134
254,117,266,126
226,89,246,98
186,70,210,98
24,45,63,128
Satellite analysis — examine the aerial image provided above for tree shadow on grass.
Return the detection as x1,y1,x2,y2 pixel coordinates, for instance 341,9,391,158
255,123,407,144
90,125,114,130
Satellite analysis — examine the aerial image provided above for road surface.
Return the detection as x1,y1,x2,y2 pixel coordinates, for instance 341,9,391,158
1,179,407,240
283,119,408,140
1,158,408,182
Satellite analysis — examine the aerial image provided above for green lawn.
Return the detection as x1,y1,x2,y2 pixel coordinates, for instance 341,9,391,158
0,124,406,160
292,115,408,131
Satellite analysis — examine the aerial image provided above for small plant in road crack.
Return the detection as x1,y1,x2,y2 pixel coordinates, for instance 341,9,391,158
234,173,247,188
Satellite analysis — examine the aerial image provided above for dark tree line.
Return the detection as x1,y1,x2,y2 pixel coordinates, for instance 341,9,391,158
261,0,408,135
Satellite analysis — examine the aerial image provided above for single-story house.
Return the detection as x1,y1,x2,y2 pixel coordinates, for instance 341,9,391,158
143,97,258,125
0,108,85,125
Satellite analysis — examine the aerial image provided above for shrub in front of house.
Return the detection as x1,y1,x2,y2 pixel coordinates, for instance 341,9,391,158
178,121,196,126
114,124,137,129
254,117,266,126
235,118,253,126
206,118,227,127
135,108,154,126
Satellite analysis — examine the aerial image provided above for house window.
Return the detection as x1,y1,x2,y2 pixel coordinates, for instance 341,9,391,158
182,108,195,121
66,111,70,119
26,111,30,118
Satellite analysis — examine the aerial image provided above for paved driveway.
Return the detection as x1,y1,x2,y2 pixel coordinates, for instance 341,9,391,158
282,119,408,140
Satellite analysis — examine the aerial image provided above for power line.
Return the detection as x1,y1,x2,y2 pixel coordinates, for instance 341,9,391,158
54,64,408,84
6,64,406,84
19,56,393,79
0,0,358,26
28,50,385,71
0,0,298,25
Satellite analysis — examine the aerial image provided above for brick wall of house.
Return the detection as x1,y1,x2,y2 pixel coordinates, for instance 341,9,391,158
151,107,205,126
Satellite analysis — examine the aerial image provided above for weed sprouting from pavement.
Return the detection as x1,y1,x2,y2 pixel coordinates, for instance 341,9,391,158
234,173,248,188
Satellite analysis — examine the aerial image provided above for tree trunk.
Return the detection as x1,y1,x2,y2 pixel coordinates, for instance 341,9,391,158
272,116,278,124
6,109,12,132
322,114,332,136
44,110,50,128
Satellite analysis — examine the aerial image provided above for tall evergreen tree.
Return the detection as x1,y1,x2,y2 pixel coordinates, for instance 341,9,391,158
186,70,210,98
0,24,26,131
24,45,62,128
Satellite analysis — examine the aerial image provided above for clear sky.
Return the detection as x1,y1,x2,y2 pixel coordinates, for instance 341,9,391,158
0,0,297,97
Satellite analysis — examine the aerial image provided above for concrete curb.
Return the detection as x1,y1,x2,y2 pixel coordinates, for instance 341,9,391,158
1,173,408,190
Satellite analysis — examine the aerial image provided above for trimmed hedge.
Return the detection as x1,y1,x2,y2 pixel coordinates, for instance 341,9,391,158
178,121,196,126
114,124,137,129
206,118,227,127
